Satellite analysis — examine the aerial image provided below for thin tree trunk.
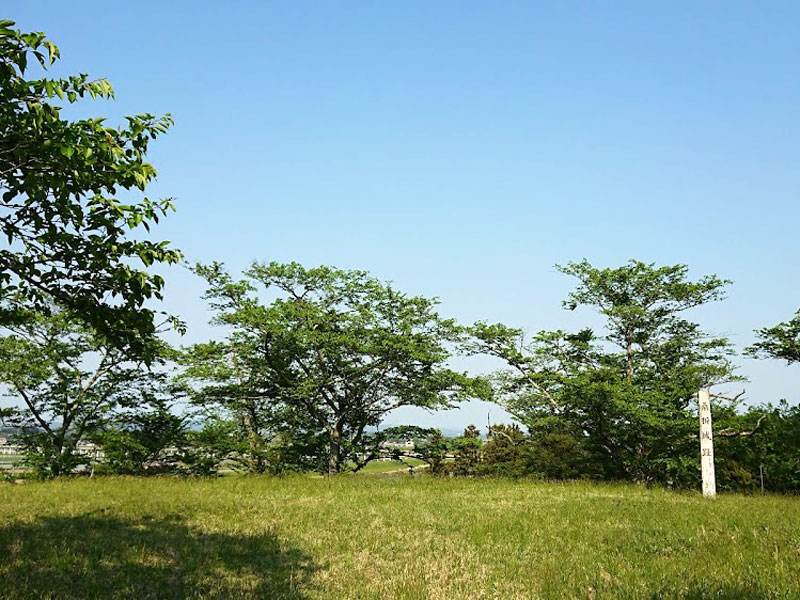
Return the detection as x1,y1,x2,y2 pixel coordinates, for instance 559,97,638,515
328,426,341,475
625,327,634,380
240,404,264,473
51,433,66,477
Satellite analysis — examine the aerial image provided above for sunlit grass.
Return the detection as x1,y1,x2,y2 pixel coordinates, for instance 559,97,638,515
1,476,799,599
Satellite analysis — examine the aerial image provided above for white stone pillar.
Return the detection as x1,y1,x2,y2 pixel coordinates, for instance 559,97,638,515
698,389,716,498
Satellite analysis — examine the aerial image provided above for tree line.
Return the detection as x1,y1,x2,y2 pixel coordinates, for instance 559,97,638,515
0,22,798,490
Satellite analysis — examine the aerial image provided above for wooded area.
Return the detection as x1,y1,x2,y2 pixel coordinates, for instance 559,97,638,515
1,21,798,493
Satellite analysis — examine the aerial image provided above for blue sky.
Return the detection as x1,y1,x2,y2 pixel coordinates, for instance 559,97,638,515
8,2,800,431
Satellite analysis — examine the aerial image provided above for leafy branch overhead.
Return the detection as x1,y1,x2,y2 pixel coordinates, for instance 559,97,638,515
0,21,181,360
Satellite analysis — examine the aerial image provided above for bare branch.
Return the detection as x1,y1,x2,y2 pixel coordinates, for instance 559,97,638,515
716,414,767,438
710,389,746,403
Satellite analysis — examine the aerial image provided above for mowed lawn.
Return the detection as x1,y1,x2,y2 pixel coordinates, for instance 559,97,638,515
1,477,799,599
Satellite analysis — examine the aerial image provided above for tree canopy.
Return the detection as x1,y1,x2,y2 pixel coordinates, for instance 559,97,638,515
468,260,738,484
183,261,482,474
0,302,171,477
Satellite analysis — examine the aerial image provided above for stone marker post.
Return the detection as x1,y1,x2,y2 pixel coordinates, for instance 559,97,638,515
698,388,716,498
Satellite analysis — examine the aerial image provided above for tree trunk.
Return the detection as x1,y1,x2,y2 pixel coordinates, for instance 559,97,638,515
328,426,342,475
50,435,65,477
625,327,634,380
240,404,265,473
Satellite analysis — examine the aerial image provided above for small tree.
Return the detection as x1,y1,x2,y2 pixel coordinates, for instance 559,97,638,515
475,423,588,479
449,425,483,476
182,414,249,476
476,424,532,478
185,261,480,474
0,21,181,360
0,304,169,477
98,390,189,475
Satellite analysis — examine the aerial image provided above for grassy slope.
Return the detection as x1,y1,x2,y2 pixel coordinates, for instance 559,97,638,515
1,477,798,599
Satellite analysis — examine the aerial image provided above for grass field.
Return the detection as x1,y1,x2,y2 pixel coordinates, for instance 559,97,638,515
1,476,799,599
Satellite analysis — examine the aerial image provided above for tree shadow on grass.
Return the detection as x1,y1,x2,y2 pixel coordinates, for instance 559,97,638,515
0,512,316,599
649,583,789,599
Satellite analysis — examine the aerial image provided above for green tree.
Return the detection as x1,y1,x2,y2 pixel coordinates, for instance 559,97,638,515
476,424,589,479
179,339,322,475
181,414,250,476
714,402,800,493
184,261,478,474
448,425,483,476
469,260,738,485
747,310,800,365
0,21,181,360
476,424,533,478
97,391,189,476
0,304,169,477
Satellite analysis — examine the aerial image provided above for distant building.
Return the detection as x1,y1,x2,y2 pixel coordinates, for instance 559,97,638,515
0,436,21,456
74,441,104,460
0,436,104,460
381,439,415,450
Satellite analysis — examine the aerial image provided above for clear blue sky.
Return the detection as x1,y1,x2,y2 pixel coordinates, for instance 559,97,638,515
8,2,799,431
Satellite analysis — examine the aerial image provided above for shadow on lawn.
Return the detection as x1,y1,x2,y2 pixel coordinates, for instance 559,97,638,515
0,512,316,599
650,584,787,600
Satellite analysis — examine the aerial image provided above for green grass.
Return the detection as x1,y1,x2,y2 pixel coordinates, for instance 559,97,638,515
1,476,799,599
